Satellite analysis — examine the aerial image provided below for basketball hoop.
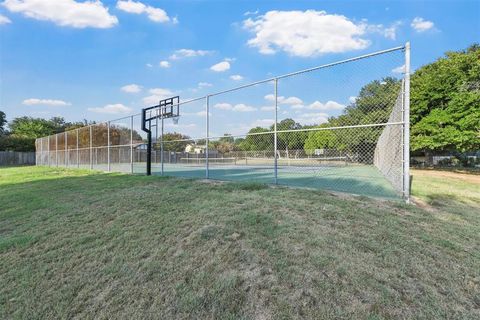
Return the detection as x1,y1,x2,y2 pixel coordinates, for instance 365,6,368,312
172,116,179,125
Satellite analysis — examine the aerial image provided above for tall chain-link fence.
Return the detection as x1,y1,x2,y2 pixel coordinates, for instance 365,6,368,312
36,44,410,201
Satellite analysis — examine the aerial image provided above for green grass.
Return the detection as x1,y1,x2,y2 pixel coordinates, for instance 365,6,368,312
1,166,479,319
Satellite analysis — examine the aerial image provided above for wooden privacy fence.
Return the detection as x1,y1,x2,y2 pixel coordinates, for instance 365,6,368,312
0,151,36,166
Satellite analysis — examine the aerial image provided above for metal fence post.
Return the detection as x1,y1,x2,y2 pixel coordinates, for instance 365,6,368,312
403,42,411,203
161,115,164,175
130,116,134,174
107,121,111,172
155,116,158,165
206,95,210,179
274,78,278,184
89,126,93,170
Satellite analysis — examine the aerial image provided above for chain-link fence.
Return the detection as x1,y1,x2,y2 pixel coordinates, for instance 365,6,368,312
36,44,410,201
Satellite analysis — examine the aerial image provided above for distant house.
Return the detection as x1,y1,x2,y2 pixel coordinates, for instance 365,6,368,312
135,143,147,150
185,144,206,154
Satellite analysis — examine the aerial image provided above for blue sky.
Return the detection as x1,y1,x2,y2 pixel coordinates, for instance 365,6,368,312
0,0,479,138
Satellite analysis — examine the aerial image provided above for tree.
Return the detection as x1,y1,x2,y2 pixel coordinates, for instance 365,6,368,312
8,117,57,138
303,124,338,155
237,127,273,151
410,44,480,155
157,132,192,152
0,111,6,136
211,134,236,154
302,77,402,162
270,118,306,158
3,116,93,151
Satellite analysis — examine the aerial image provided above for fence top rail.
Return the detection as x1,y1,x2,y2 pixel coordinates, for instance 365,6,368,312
36,44,406,141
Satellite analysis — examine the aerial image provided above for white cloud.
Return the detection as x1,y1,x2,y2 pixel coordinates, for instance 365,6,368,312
195,111,207,116
264,94,277,102
251,119,274,127
349,96,357,104
281,96,303,105
149,88,173,96
210,61,230,72
264,94,302,105
291,104,304,110
159,60,170,68
244,10,259,16
214,103,232,110
22,98,71,106
367,21,402,40
411,17,434,32
214,103,257,112
198,82,212,88
165,123,196,129
116,0,170,23
230,74,243,81
233,104,256,112
2,0,118,28
142,88,174,105
383,21,402,40
392,64,405,74
243,10,370,57
169,49,212,60
183,111,209,117
88,104,132,114
0,13,11,24
308,100,345,111
146,63,153,68
295,112,329,125
260,106,275,111
121,84,142,93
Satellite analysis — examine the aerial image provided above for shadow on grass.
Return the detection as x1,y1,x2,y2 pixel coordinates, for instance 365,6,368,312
425,192,480,216
153,167,402,200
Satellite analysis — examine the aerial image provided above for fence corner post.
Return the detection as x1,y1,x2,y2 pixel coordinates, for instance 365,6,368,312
403,42,411,203
274,78,278,184
206,95,210,179
107,121,111,172
130,116,134,174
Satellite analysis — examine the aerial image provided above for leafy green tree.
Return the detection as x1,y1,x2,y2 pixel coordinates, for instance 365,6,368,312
0,111,7,136
8,117,57,138
411,44,480,156
209,134,236,154
270,118,306,157
336,77,402,127
218,134,234,144
0,135,35,152
303,124,338,155
157,132,192,152
238,127,273,151
303,77,402,162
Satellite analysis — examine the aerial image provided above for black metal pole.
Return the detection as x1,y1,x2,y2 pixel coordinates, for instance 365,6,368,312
146,130,152,176
141,108,152,176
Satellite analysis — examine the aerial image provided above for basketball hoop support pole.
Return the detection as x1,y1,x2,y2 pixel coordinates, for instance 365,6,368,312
141,96,180,176
141,109,153,176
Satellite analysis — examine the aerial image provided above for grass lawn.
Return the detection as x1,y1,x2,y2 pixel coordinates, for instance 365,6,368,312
0,166,479,319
